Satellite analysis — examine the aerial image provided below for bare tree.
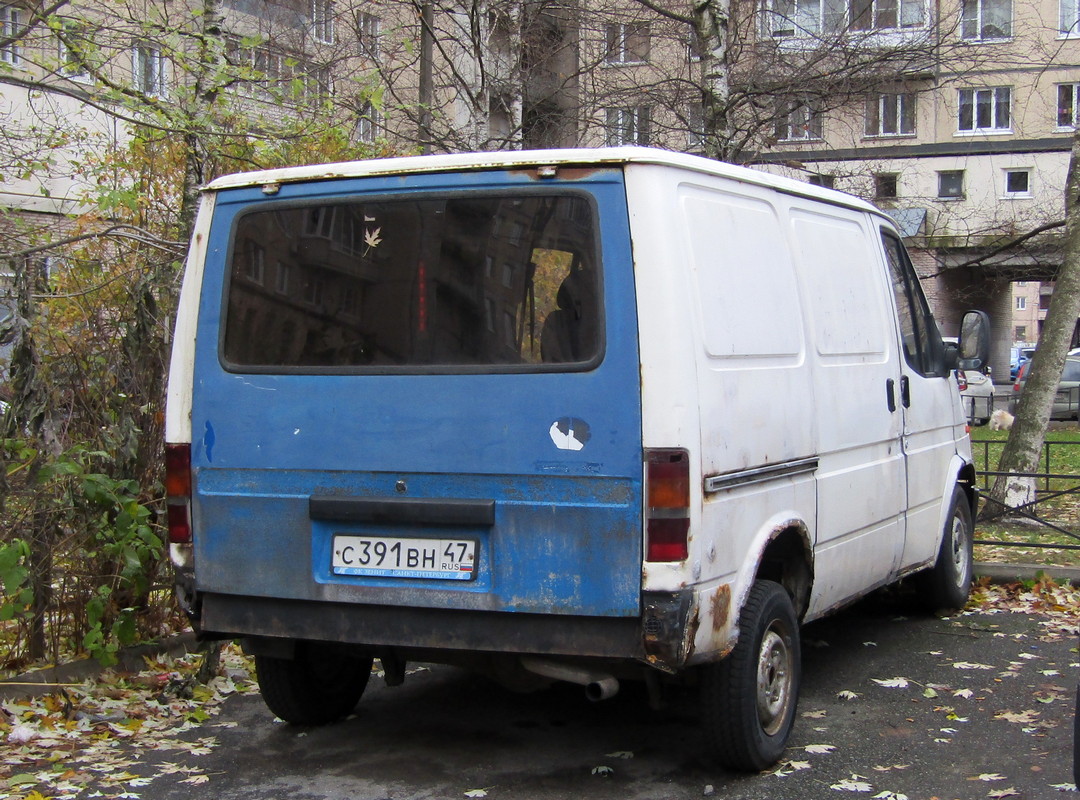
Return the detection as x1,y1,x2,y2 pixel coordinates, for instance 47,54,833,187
0,0,384,666
982,126,1080,517
582,0,988,164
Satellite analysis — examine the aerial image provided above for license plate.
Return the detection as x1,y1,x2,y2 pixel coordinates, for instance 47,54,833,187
331,534,477,580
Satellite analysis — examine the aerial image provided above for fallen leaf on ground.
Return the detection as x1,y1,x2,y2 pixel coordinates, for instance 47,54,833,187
831,774,873,792
872,677,909,688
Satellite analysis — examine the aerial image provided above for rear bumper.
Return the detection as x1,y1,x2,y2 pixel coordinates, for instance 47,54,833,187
200,592,649,661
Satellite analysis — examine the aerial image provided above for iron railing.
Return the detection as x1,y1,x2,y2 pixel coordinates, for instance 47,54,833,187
971,438,1080,553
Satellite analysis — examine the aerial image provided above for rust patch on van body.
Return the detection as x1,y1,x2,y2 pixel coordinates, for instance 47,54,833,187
710,584,731,632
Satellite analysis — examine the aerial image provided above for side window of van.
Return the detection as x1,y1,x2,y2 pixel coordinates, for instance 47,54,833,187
882,231,945,377
221,194,600,371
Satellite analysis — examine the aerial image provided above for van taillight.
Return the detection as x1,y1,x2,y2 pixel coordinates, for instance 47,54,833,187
646,449,690,561
165,443,192,544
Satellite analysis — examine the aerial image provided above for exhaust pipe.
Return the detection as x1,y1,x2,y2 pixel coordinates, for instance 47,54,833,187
519,656,620,701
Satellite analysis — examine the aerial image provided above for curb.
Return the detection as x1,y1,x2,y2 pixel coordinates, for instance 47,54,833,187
974,561,1080,585
0,632,199,702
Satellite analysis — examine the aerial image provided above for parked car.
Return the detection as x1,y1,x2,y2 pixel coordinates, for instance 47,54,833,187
959,368,995,425
1010,355,1080,419
1011,346,1036,380
946,338,995,425
166,148,990,772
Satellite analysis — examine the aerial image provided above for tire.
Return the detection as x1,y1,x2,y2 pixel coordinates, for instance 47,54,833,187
255,641,373,725
701,580,801,772
919,485,974,612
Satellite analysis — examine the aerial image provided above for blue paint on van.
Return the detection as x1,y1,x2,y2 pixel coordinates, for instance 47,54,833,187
187,168,644,617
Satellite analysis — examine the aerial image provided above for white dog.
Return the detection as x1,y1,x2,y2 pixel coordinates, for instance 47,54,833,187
988,409,1014,431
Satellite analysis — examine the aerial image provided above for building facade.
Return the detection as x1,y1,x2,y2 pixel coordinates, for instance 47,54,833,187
0,0,1076,374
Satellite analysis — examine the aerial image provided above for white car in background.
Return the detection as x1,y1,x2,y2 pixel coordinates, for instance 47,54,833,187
945,337,995,426
959,368,995,425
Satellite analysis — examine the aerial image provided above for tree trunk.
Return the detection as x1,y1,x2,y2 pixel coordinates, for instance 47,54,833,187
693,0,731,162
982,127,1080,519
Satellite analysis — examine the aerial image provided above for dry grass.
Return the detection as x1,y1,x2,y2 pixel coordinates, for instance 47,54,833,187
971,425,1080,566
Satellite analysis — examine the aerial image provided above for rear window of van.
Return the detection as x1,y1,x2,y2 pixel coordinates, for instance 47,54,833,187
221,194,601,371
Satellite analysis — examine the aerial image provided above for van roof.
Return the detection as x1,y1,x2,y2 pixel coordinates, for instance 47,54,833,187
204,146,881,216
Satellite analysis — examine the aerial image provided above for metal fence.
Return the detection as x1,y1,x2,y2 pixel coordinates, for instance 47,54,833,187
971,438,1080,554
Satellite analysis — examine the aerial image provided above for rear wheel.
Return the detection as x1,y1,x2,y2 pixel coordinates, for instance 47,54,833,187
918,486,974,612
255,641,373,725
701,580,801,771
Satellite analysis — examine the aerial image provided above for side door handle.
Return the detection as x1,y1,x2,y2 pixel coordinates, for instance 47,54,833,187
900,375,911,408
886,378,896,413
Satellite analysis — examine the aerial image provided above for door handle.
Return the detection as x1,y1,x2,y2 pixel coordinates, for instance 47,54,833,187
886,378,896,412
900,375,911,408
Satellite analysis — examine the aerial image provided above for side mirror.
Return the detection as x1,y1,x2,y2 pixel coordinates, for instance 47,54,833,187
957,310,991,371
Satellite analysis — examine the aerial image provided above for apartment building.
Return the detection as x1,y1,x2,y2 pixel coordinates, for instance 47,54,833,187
742,0,1077,372
0,0,1075,374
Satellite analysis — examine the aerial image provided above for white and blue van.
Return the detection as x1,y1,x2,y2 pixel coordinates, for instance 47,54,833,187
165,147,990,770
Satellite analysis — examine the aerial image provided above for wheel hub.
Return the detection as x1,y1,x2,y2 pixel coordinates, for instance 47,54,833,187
756,628,793,736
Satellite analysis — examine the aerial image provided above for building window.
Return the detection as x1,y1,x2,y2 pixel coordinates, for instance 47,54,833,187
687,103,705,151
961,0,1011,39
303,274,324,307
808,174,836,188
357,101,379,142
688,30,704,60
1,5,22,66
1003,169,1030,197
275,261,289,294
775,98,824,141
766,0,924,37
1057,83,1080,127
938,170,964,199
226,35,329,105
58,21,90,81
605,22,649,64
875,173,899,199
311,0,334,44
358,12,380,58
132,42,168,98
246,241,266,285
302,64,332,103
1015,325,1026,339
606,106,651,145
850,0,926,30
1015,295,1026,311
1061,0,1079,34
865,93,916,136
766,0,822,36
958,87,1010,132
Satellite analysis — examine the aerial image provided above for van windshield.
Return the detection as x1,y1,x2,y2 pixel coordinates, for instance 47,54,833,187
221,193,601,371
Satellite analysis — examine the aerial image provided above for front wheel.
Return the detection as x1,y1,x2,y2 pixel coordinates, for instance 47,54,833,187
701,580,801,771
255,641,373,725
918,485,974,612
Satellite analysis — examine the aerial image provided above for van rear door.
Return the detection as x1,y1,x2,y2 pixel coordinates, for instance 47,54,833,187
188,169,645,631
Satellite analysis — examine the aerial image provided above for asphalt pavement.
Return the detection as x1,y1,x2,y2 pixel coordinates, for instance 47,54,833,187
106,588,1077,800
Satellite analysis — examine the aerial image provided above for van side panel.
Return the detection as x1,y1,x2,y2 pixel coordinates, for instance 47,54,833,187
187,170,646,628
627,165,932,655
788,205,907,615
627,166,819,659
